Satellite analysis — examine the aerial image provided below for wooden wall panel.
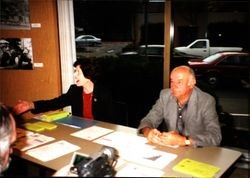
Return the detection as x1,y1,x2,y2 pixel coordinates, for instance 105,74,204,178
0,0,61,114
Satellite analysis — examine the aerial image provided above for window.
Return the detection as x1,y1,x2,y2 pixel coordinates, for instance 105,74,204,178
57,0,249,129
191,41,206,48
72,0,165,127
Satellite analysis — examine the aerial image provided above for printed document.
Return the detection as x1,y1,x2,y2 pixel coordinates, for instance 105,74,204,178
116,163,164,177
70,125,114,140
14,128,55,151
26,140,80,162
94,131,177,169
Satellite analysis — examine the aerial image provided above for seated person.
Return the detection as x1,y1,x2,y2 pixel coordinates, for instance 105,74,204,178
138,65,222,147
0,103,16,175
13,60,116,123
0,102,75,177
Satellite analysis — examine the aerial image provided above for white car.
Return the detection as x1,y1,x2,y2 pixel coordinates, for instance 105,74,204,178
75,35,101,47
121,44,164,57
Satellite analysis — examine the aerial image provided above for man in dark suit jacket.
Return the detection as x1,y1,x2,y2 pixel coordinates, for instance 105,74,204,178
138,65,222,147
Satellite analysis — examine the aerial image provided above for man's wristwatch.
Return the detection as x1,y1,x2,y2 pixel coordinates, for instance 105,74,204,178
185,136,191,146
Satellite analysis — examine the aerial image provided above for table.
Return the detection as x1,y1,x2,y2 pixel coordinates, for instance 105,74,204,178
14,115,242,177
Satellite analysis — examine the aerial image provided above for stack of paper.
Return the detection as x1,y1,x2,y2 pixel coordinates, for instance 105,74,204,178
42,111,70,122
23,121,58,132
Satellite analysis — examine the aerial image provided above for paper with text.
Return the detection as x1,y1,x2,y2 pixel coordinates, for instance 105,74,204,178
70,125,114,140
94,131,152,150
26,140,80,162
173,158,220,177
121,147,177,169
116,163,164,177
14,128,55,151
94,131,177,169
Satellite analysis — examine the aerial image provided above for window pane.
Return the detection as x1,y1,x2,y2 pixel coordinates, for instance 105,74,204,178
73,0,249,133
73,0,164,127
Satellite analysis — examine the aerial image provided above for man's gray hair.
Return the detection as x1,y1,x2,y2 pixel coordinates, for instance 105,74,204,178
0,103,13,173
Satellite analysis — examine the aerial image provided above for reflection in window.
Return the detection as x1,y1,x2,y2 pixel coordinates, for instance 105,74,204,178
72,0,249,129
73,0,164,127
190,41,206,48
203,53,221,63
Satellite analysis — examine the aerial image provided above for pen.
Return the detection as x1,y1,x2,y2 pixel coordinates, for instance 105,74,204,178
60,123,81,129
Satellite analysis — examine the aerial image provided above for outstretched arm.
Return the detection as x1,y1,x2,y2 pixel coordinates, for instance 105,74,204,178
13,100,34,115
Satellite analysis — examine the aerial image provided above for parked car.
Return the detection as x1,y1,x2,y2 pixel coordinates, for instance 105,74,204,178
188,51,250,87
174,39,243,58
75,35,101,48
121,44,164,58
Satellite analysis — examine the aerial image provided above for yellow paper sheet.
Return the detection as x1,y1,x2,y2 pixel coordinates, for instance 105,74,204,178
173,158,220,177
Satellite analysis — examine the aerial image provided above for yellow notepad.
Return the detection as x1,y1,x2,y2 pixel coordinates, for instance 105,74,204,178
42,111,70,122
23,123,45,132
173,158,220,178
23,122,58,132
33,121,58,130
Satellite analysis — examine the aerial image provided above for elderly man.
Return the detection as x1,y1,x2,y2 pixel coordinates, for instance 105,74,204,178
0,103,16,175
138,65,222,147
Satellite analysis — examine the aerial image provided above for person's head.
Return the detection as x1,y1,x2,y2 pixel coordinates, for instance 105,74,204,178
170,65,196,101
73,59,97,86
0,103,16,174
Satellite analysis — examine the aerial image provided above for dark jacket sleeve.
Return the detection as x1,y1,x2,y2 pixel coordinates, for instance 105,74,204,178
31,85,83,116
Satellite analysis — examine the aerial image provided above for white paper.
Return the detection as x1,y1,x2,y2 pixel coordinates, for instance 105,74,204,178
14,128,55,151
70,125,114,140
119,147,177,169
26,140,80,162
94,131,177,169
116,163,164,177
94,131,153,150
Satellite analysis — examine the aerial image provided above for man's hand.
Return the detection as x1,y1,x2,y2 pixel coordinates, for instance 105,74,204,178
142,128,190,147
142,128,163,145
160,131,186,146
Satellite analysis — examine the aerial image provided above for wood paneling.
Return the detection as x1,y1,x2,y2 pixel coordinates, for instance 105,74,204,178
0,0,61,115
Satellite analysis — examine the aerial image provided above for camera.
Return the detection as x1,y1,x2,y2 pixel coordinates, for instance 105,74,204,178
70,146,118,177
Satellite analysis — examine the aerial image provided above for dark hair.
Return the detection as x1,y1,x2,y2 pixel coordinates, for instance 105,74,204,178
73,59,98,82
